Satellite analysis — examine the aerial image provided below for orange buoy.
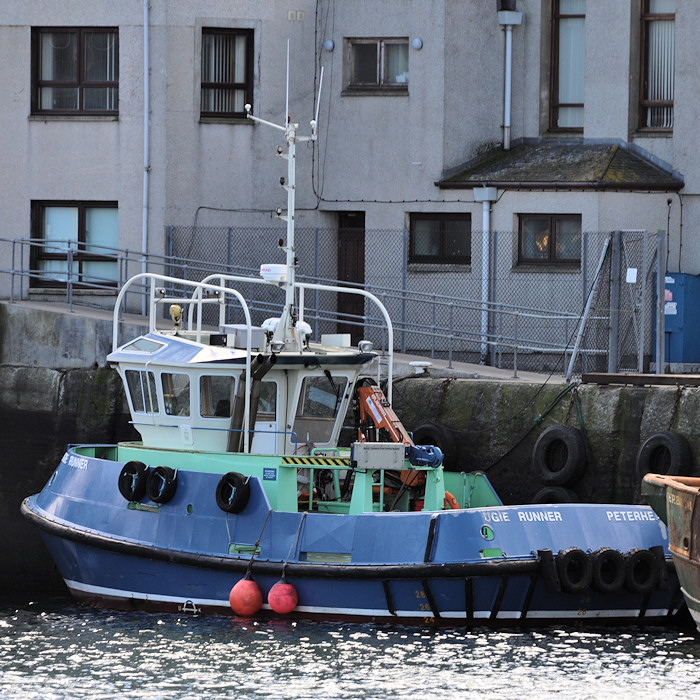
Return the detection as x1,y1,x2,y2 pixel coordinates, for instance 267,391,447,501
268,578,298,615
443,491,460,510
229,575,263,616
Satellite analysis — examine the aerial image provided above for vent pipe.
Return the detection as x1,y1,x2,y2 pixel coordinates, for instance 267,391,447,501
497,2,522,150
473,187,498,363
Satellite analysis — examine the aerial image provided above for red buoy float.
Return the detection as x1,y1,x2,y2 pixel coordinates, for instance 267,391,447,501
229,575,263,616
268,578,298,615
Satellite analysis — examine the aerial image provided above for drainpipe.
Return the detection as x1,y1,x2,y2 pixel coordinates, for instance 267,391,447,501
141,0,150,314
473,187,498,363
497,2,522,150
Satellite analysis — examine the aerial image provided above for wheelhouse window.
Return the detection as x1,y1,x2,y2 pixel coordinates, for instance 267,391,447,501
409,214,471,265
345,38,408,93
293,375,349,446
162,373,191,417
550,0,585,130
518,215,581,264
125,370,158,414
201,28,253,118
32,27,118,115
30,201,118,288
200,375,235,418
640,0,675,130
257,382,277,420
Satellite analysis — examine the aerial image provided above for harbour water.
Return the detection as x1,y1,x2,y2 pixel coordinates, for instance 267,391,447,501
1,598,698,699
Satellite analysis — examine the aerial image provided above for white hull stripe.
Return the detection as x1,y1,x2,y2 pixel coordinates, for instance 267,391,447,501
65,579,669,619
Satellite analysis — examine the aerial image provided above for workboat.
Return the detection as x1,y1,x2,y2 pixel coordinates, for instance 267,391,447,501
642,473,700,632
22,91,683,627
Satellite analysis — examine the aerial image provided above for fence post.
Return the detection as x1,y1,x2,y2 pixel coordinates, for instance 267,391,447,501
608,230,621,373
655,229,666,374
227,227,233,271
165,226,174,278
582,230,588,312
67,244,74,313
638,231,648,373
512,312,518,378
401,229,408,355
314,228,320,333
448,302,454,369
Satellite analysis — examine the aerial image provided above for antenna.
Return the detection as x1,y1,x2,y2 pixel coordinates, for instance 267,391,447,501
244,52,320,350
285,40,290,125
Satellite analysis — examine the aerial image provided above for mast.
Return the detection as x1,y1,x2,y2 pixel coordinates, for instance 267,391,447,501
245,44,322,349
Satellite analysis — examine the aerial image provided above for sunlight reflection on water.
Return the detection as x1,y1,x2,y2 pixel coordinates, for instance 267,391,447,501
1,599,699,699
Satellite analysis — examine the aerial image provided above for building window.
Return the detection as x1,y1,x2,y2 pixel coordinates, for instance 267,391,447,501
31,202,118,288
32,28,118,114
201,28,253,118
345,38,408,93
640,0,674,130
518,215,581,264
409,214,471,265
550,0,585,130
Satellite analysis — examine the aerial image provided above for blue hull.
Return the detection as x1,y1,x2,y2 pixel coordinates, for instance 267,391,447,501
22,447,684,626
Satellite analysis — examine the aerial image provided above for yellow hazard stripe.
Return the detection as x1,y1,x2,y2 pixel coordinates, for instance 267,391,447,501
282,456,350,466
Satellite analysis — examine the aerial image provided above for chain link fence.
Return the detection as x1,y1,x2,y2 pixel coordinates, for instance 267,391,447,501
165,226,660,376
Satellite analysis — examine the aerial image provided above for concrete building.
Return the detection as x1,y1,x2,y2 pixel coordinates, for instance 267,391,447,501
0,1,695,370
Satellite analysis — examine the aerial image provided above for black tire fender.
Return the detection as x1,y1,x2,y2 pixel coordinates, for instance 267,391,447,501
412,422,457,469
531,486,579,504
555,547,592,594
146,466,178,504
532,424,587,486
624,548,660,595
216,472,251,514
635,431,692,482
590,547,625,594
118,460,149,502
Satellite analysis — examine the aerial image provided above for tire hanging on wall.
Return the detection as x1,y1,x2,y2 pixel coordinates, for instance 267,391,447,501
216,471,251,514
555,546,592,594
412,422,457,470
590,547,625,594
532,424,587,486
146,465,178,504
530,486,579,504
635,430,692,482
117,460,149,502
624,548,660,595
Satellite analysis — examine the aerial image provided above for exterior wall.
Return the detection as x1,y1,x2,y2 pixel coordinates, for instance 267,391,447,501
0,0,698,324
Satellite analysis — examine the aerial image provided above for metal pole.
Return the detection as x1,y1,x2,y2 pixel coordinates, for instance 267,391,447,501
141,0,150,316
401,229,408,354
480,202,490,362
566,234,612,380
655,229,666,374
608,230,621,373
639,232,648,373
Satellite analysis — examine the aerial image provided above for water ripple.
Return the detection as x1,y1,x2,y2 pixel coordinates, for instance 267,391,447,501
0,599,698,699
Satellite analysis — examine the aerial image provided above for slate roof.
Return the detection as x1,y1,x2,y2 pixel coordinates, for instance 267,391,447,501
438,140,684,191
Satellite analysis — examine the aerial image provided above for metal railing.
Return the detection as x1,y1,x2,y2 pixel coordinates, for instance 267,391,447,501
0,229,661,376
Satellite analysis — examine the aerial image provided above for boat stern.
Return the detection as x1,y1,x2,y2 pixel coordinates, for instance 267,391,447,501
641,472,671,524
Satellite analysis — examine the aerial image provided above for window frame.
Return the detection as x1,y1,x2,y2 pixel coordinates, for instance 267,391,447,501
549,1,585,132
30,200,119,289
344,38,409,94
125,369,159,415
31,27,119,116
518,214,582,265
639,0,675,131
200,27,254,120
408,213,471,266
